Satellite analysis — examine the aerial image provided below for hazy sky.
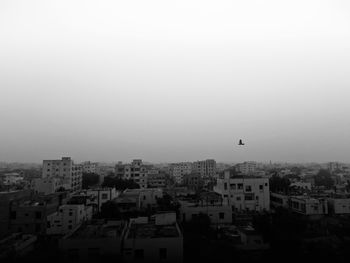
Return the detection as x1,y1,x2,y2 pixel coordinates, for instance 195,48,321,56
1,0,350,163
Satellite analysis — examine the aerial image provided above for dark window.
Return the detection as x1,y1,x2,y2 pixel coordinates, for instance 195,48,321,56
35,223,41,232
237,196,241,201
10,211,16,219
245,185,252,192
101,193,108,199
159,248,167,259
238,184,243,190
259,185,263,190
219,212,225,219
134,249,144,259
224,183,227,190
35,211,42,219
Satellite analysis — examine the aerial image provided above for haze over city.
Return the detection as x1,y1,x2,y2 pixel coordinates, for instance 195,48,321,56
1,0,350,163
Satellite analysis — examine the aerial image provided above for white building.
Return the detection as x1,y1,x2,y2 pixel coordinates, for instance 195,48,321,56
3,173,24,185
32,177,63,195
192,159,216,178
327,197,350,214
81,161,98,174
47,204,93,235
214,170,270,211
42,157,82,191
289,196,328,216
235,162,257,175
170,162,192,184
123,213,183,263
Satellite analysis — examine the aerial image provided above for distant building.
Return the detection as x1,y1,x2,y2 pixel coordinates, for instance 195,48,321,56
31,177,63,195
123,213,183,263
2,173,24,186
114,160,150,189
147,170,166,188
235,162,257,175
170,162,192,184
42,157,82,191
192,159,216,178
290,181,312,191
59,220,125,260
182,173,204,191
47,204,93,235
289,196,328,217
328,162,341,173
214,170,270,212
81,161,98,174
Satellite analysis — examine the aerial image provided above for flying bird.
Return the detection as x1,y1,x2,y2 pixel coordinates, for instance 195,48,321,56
238,139,245,146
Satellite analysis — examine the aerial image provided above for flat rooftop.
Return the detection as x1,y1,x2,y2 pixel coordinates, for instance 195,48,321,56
69,221,124,239
127,223,180,239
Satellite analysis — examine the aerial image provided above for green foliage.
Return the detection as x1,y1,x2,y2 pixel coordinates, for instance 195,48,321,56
102,176,140,190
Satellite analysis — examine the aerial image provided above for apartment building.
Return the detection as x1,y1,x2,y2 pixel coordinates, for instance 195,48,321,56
114,160,149,189
81,161,98,174
235,162,257,175
42,157,82,191
32,177,63,195
46,204,93,235
214,170,270,212
170,162,192,184
192,159,216,178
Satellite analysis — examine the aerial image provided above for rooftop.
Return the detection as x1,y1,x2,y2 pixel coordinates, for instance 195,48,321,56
127,223,180,239
68,221,125,239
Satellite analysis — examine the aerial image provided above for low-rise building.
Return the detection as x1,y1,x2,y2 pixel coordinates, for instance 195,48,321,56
0,233,37,260
46,204,93,235
147,170,166,188
59,220,125,260
72,188,118,212
327,197,350,214
289,196,328,217
123,213,183,263
31,177,63,195
214,170,270,212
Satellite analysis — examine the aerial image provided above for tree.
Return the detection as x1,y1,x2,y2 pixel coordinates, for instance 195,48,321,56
82,173,100,189
102,176,140,190
100,200,121,219
314,169,334,189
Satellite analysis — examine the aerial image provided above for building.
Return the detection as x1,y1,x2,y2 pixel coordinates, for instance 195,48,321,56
81,161,98,174
42,157,82,191
327,197,350,214
9,192,68,235
59,220,125,260
46,204,93,235
123,213,183,263
114,160,150,189
182,173,204,191
289,196,328,217
214,170,270,212
71,188,118,212
290,181,312,191
31,177,63,195
179,192,232,225
0,233,37,260
0,190,32,238
192,159,216,178
147,170,166,188
170,162,192,184
235,162,257,175
2,173,24,186
328,162,341,173
270,192,289,209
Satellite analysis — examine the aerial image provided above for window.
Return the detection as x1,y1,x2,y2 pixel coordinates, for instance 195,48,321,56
69,212,73,216
134,249,144,260
230,184,236,190
219,212,225,219
102,193,108,199
68,225,72,229
238,184,243,190
244,194,254,200
224,183,227,190
35,223,41,232
10,211,16,219
259,185,263,190
236,197,241,201
245,185,252,192
159,248,167,260
35,211,42,219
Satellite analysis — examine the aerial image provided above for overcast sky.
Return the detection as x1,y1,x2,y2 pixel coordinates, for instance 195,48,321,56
1,0,350,163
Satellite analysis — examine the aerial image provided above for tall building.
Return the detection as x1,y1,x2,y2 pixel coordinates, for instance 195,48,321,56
170,162,192,184
42,157,82,192
214,169,270,211
192,159,216,178
114,160,150,189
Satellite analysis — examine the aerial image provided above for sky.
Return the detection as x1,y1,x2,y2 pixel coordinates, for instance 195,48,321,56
1,0,350,163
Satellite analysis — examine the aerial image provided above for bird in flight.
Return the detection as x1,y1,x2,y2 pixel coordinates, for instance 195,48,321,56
238,139,245,146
